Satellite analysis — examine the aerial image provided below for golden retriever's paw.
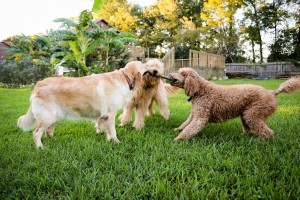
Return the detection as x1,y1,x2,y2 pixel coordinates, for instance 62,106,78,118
107,137,121,143
36,144,45,149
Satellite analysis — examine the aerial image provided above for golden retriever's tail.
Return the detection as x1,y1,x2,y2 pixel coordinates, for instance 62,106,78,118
165,84,180,96
17,106,36,132
274,77,300,95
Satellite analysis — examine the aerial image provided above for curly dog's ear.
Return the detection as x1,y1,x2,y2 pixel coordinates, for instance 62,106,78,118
179,68,201,97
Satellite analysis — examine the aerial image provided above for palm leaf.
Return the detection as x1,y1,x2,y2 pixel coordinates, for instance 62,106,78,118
85,39,101,55
92,0,105,14
54,18,78,28
111,40,125,48
105,28,119,38
119,38,139,44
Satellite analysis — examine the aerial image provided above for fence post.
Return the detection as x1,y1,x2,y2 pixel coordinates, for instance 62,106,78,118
189,50,192,67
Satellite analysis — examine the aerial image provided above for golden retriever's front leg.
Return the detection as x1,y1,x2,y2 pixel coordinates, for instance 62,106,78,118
99,113,120,143
174,118,208,141
174,113,193,131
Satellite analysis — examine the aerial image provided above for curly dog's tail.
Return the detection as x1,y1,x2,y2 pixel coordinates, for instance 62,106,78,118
17,106,36,132
165,84,180,96
274,77,300,95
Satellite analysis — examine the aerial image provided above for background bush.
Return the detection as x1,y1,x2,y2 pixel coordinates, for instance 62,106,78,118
0,59,49,85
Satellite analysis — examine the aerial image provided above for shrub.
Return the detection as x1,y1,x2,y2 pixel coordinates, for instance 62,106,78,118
0,59,49,85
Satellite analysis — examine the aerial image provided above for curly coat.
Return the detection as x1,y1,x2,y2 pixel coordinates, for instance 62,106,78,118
169,68,300,141
119,59,179,130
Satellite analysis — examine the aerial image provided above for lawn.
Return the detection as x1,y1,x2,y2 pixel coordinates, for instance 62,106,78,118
0,79,299,199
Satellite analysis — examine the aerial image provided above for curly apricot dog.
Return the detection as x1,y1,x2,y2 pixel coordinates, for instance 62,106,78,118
119,59,179,130
169,68,300,141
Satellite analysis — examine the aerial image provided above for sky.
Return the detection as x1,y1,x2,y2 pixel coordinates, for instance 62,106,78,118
0,0,156,41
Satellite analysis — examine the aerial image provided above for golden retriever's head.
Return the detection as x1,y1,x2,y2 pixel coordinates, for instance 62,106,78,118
122,61,146,89
169,68,203,97
142,59,165,88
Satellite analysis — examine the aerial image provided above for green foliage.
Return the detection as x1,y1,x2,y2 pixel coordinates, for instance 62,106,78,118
92,0,105,14
0,79,300,198
53,10,138,76
0,59,49,85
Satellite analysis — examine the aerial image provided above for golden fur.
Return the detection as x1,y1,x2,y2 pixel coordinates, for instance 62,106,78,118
119,59,179,130
18,61,146,148
169,68,300,141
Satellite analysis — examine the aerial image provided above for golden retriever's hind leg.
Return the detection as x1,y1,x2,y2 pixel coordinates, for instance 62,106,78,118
33,122,51,148
45,123,55,138
174,114,193,131
95,118,106,134
119,107,132,127
174,118,208,141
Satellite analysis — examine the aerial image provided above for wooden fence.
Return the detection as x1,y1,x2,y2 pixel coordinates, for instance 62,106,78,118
189,50,225,69
161,47,175,75
225,62,300,78
148,48,226,78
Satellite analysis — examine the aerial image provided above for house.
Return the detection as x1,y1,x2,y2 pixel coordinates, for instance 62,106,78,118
94,19,145,61
0,41,11,61
94,18,115,31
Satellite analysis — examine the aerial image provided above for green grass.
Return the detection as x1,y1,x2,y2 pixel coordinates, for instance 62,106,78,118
0,79,299,199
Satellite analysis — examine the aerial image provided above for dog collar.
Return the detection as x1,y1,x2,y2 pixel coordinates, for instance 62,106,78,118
122,71,133,90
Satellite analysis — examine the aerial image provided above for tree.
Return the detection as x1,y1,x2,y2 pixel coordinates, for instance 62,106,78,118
241,0,269,63
134,0,179,57
93,0,137,32
200,0,244,62
53,10,102,76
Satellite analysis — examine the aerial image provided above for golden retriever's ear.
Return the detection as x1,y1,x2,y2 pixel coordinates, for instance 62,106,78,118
133,71,142,88
180,68,201,97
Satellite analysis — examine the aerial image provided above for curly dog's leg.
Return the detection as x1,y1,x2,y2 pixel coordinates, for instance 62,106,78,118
147,99,155,116
133,105,147,130
154,91,170,120
174,113,193,131
119,106,132,127
240,116,251,134
174,118,208,140
248,119,274,140
243,110,274,140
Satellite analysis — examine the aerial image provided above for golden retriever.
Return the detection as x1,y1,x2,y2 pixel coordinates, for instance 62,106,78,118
119,59,179,130
169,68,300,140
18,61,146,148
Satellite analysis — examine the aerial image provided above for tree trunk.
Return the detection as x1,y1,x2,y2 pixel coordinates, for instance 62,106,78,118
252,2,263,63
251,39,256,63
